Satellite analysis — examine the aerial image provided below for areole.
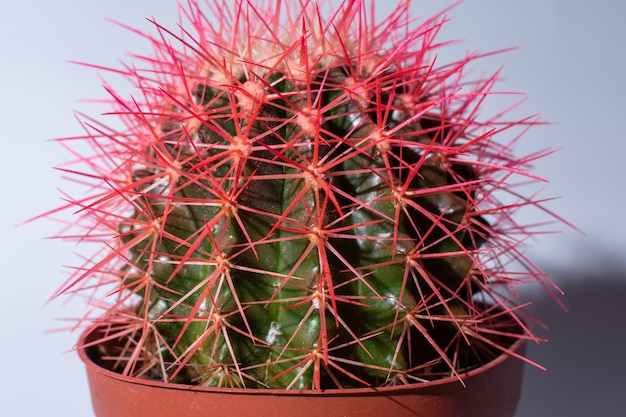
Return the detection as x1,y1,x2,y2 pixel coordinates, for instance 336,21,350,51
79,326,526,417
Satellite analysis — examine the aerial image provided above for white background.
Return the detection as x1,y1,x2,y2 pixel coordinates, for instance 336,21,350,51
1,1,624,416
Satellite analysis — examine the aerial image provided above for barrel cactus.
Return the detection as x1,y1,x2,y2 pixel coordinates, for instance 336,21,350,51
49,0,559,390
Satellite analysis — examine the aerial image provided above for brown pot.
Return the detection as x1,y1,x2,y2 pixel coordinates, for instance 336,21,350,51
78,327,526,417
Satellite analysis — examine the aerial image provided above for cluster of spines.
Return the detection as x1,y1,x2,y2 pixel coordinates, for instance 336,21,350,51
45,0,555,390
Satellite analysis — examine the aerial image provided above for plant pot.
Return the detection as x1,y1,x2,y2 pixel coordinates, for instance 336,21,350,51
78,326,526,417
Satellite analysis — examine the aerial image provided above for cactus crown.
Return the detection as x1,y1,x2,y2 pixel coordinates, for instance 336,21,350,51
47,0,560,390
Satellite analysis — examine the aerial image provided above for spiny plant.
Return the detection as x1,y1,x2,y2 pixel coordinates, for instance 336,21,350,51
45,0,563,390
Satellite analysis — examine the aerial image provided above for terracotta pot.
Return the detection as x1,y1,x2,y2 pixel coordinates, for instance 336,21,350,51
78,327,526,417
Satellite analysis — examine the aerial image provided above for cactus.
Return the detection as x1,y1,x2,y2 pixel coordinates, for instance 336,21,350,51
48,0,561,390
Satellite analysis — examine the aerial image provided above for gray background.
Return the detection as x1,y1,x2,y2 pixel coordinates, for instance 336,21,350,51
1,1,624,416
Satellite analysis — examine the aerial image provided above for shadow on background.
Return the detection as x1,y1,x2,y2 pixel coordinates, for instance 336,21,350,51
516,262,626,416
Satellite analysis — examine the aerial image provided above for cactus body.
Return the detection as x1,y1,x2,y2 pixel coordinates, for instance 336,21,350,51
49,0,557,390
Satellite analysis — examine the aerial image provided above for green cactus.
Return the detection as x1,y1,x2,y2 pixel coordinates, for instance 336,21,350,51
47,0,558,390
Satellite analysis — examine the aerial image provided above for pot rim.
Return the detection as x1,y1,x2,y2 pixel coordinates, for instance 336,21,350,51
77,324,527,397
